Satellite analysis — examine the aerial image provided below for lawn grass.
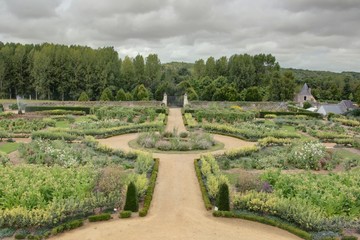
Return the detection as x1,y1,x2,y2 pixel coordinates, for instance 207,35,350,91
0,142,20,153
224,173,239,185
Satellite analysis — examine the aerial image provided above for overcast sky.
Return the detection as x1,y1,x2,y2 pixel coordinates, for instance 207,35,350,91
0,0,359,72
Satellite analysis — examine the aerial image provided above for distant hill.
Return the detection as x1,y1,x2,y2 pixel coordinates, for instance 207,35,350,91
282,68,360,83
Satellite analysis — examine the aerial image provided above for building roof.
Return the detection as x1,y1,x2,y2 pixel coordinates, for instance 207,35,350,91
339,100,356,110
317,104,344,115
299,83,311,95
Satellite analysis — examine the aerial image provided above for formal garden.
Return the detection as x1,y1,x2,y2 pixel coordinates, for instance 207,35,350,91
0,104,164,239
0,102,360,239
190,104,360,240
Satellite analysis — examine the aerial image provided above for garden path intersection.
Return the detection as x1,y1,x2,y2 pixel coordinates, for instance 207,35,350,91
54,108,301,240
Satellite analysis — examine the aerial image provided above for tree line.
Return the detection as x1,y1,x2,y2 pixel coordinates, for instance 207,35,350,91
0,42,359,102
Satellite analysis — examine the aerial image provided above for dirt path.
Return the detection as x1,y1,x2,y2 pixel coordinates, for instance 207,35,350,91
165,108,187,133
54,108,301,240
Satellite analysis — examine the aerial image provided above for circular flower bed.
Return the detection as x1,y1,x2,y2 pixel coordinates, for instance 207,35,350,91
136,131,216,151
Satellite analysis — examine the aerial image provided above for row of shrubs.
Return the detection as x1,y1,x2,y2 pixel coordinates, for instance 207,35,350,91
213,210,312,240
202,123,301,141
259,111,322,119
194,159,212,210
25,106,91,114
139,158,159,217
31,122,165,140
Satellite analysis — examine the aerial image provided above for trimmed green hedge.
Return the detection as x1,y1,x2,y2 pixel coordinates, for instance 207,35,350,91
119,211,132,218
194,159,212,210
50,219,83,236
88,213,111,222
213,211,312,240
139,158,159,217
25,106,91,114
259,111,322,119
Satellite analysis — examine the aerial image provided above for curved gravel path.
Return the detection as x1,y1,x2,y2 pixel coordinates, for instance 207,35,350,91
54,108,301,240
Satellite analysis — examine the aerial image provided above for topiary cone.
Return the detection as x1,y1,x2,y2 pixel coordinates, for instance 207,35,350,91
216,183,230,211
124,182,139,212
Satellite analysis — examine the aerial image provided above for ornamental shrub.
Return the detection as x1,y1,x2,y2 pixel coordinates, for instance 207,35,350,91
119,211,131,218
216,183,230,211
100,87,113,101
78,91,89,101
124,182,139,212
289,141,326,170
116,89,127,101
88,213,111,222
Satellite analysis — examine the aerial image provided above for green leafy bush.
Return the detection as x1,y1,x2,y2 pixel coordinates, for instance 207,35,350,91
88,213,111,222
78,92,89,101
124,182,139,212
119,211,131,218
289,141,326,170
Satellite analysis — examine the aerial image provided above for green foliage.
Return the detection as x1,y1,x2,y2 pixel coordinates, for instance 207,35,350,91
116,89,127,101
51,219,83,235
134,152,154,174
140,159,159,217
259,169,360,224
341,236,358,240
0,118,55,133
259,111,322,119
137,131,216,151
203,123,301,141
25,106,91,114
88,213,111,222
119,211,131,218
0,165,123,228
216,183,230,211
303,101,312,109
0,151,10,165
124,182,139,212
289,141,326,170
100,87,113,101
133,84,149,100
0,228,16,238
194,159,212,210
78,92,89,101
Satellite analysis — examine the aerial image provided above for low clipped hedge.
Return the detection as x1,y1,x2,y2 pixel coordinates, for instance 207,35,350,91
51,219,83,236
259,111,322,119
119,211,132,218
213,211,312,240
139,158,159,217
88,213,111,222
25,106,91,114
194,159,212,210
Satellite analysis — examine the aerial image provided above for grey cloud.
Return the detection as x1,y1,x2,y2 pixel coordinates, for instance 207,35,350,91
3,0,62,19
0,0,359,72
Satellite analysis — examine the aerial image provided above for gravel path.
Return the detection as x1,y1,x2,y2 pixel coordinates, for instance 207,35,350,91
54,108,301,240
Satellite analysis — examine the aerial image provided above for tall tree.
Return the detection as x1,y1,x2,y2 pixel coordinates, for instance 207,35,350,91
133,54,145,87
205,56,217,79
145,54,161,90
121,56,135,91
193,59,206,79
